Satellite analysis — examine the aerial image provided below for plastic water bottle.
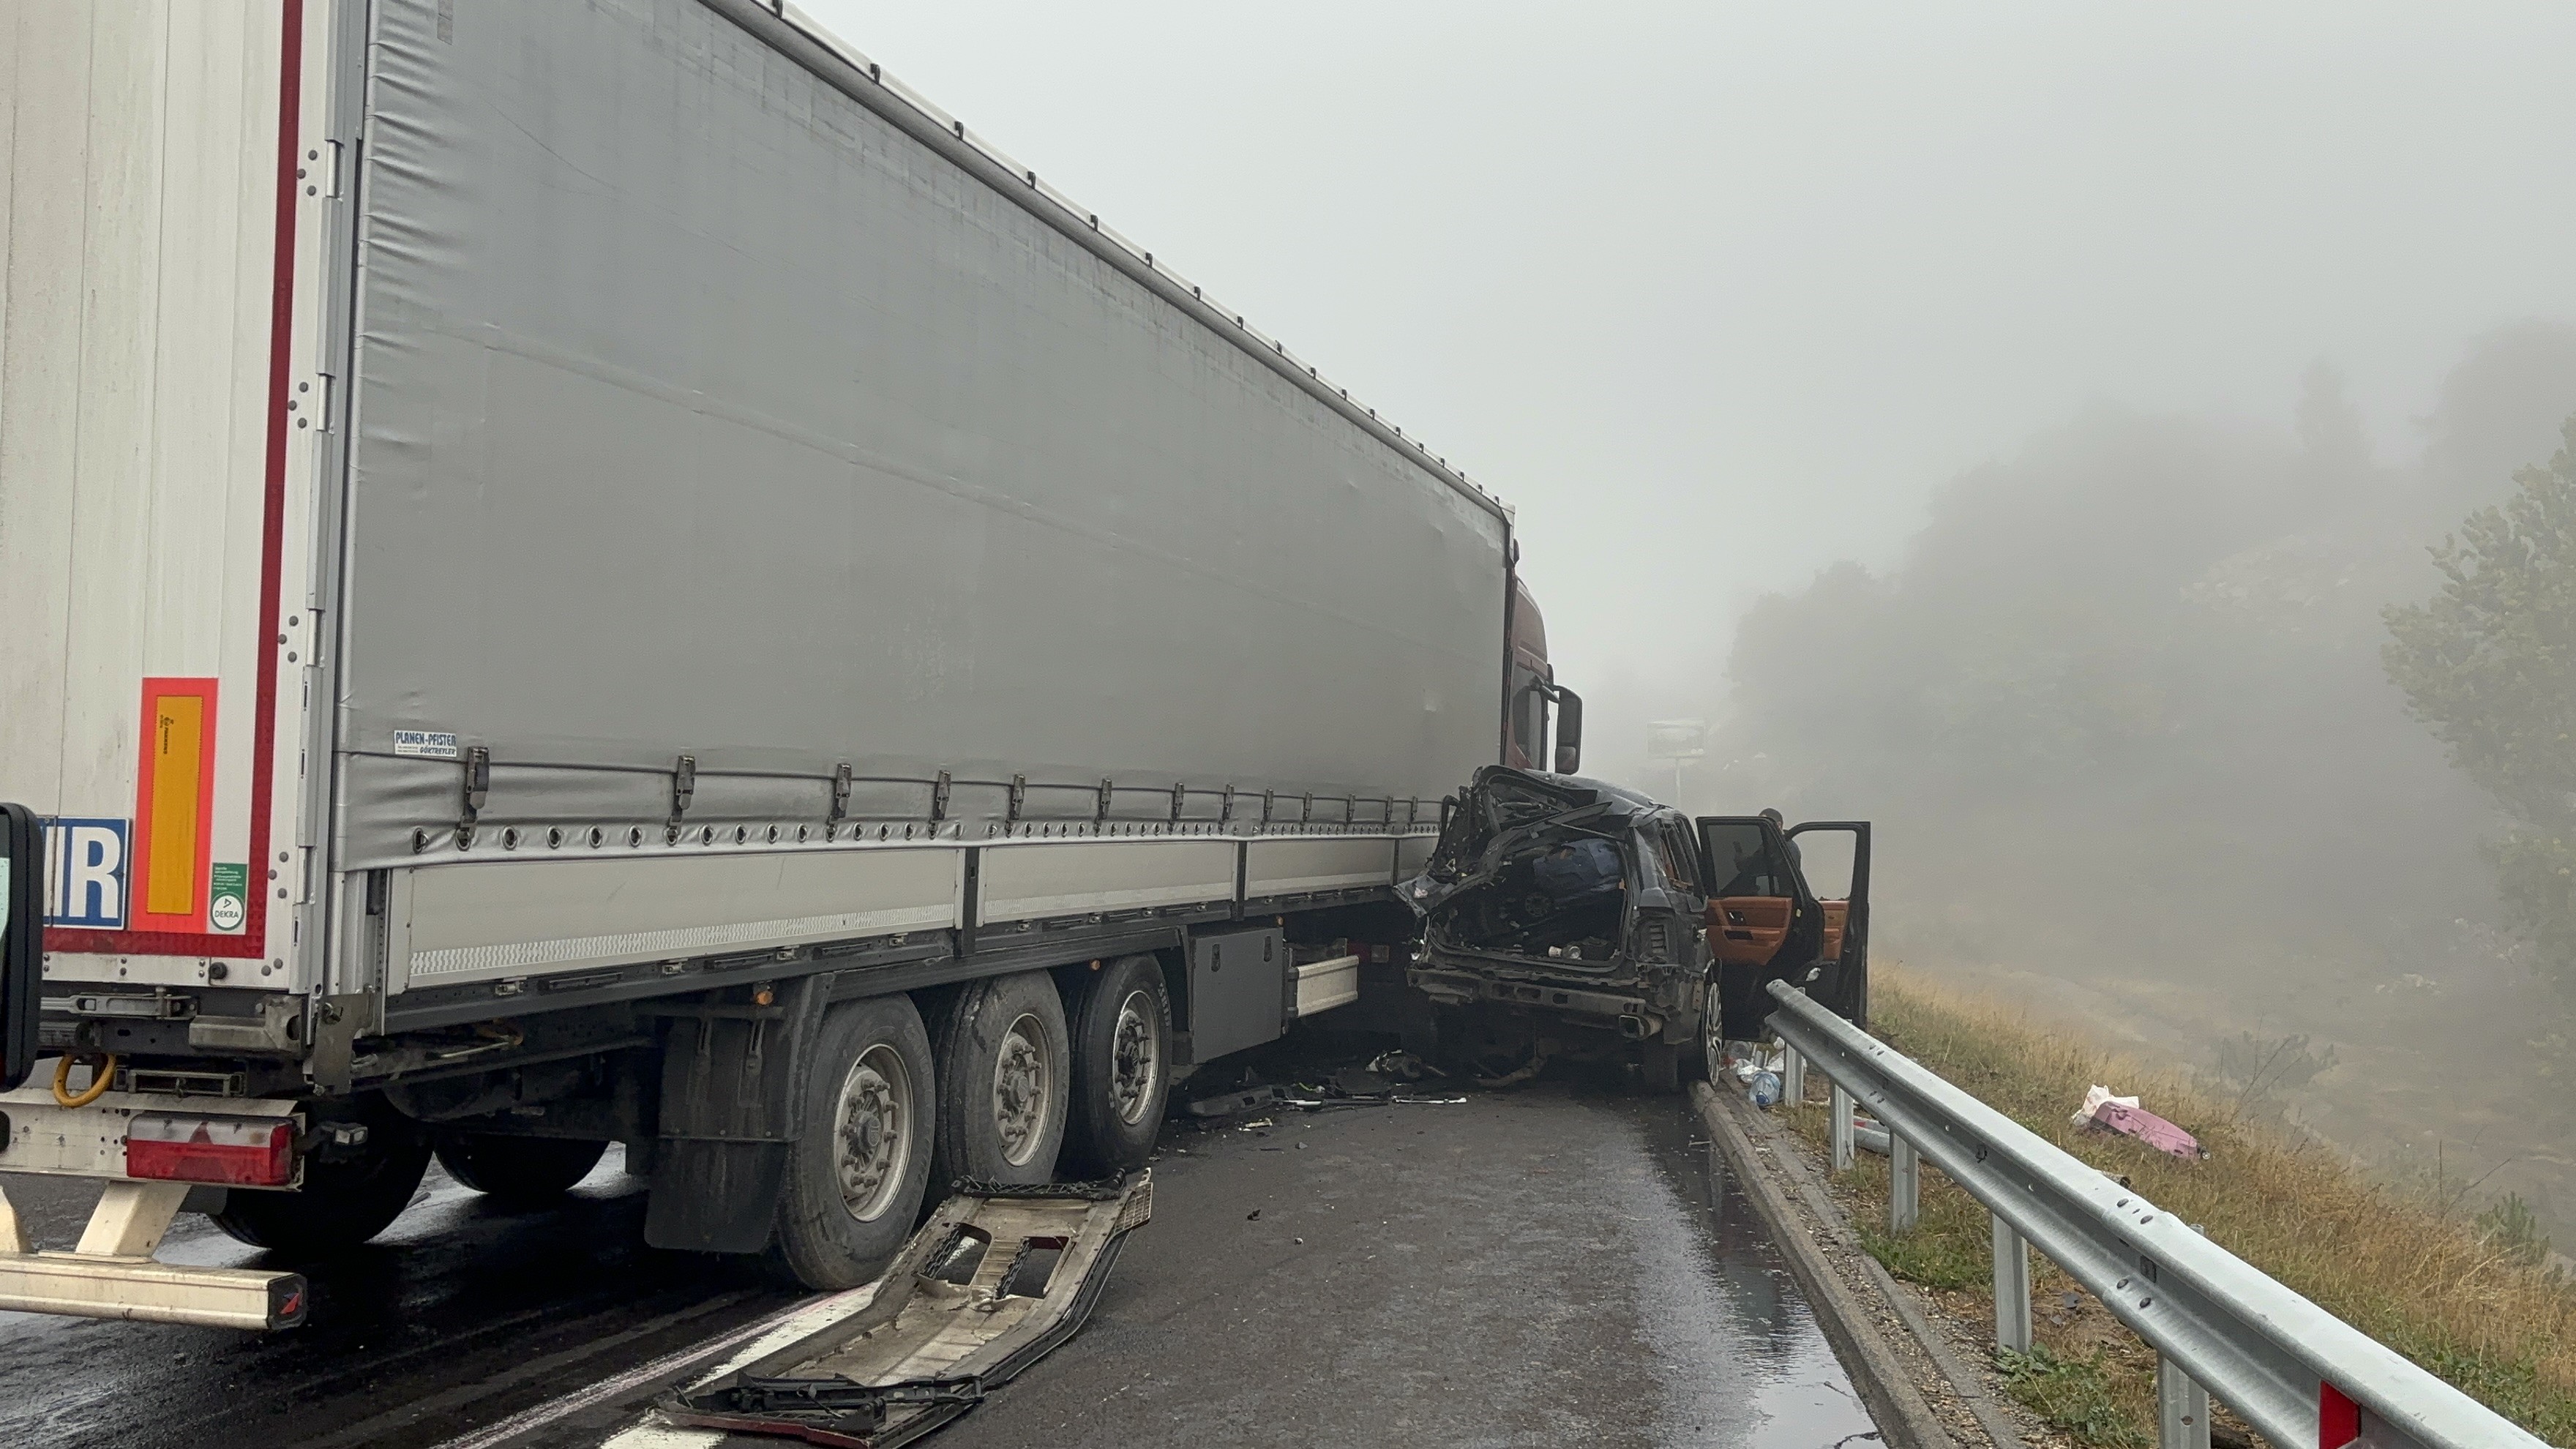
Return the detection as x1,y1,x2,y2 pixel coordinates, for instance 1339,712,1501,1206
1748,1068,1782,1109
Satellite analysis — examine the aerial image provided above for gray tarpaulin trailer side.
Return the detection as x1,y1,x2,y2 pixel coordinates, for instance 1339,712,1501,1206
0,0,1579,1328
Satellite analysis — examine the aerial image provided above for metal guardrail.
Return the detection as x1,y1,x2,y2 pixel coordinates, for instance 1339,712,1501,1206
1762,980,2550,1449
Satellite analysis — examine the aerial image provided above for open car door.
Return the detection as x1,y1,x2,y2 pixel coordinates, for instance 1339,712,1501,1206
1696,815,1823,1039
1785,821,1871,1029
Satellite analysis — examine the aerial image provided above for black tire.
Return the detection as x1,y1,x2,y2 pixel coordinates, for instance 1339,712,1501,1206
1687,972,1723,1085
1060,955,1172,1177
434,1134,607,1205
214,1095,430,1257
1717,961,1771,1042
768,994,938,1289
1638,1041,1682,1094
930,970,1070,1190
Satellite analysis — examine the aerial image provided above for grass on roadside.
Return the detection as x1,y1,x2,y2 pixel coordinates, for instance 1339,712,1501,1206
1996,1347,2148,1449
1777,962,2576,1447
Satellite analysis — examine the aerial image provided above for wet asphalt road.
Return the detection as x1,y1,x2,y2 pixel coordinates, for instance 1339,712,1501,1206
0,1082,1874,1449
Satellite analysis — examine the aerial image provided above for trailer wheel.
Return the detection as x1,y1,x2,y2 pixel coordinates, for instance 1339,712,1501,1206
213,1096,430,1257
769,993,937,1289
1060,955,1171,1176
434,1135,607,1205
930,970,1069,1188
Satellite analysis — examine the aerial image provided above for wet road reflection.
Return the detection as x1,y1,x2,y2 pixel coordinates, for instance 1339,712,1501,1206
1,1086,1876,1449
1631,1098,1882,1445
0,1154,798,1449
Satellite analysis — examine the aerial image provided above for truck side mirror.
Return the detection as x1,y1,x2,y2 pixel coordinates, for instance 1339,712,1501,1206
1,804,42,1093
1551,689,1584,775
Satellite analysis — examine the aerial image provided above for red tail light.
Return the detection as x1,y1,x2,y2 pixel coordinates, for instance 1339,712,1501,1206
126,1115,293,1186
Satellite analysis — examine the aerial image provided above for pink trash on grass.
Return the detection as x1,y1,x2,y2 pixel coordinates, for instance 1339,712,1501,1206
2074,1085,2206,1161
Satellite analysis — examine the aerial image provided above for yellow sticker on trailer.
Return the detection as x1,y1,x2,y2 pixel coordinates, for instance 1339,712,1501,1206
135,678,217,926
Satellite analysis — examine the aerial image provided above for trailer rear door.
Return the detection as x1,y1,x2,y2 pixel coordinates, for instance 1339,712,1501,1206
0,2,342,989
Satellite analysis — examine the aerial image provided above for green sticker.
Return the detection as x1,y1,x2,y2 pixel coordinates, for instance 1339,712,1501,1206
209,861,248,932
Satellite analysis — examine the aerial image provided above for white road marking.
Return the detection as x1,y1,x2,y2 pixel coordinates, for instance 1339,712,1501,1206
428,1281,877,1449
595,1283,889,1448
596,1422,724,1449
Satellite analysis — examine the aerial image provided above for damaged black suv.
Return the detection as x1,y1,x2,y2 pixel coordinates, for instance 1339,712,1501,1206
1402,765,1870,1089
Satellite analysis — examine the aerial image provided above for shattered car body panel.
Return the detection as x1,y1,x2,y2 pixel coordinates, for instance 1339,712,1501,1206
663,1175,1152,1448
1404,768,1710,1049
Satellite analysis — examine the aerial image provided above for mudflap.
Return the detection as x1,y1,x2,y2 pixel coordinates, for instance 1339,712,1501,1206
645,976,831,1254
662,1172,1153,1448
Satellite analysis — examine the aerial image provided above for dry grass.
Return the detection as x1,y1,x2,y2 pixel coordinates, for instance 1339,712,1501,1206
1780,962,2576,1445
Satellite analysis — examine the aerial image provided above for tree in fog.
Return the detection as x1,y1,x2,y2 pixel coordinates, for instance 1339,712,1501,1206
1713,338,2576,984
2385,418,2576,979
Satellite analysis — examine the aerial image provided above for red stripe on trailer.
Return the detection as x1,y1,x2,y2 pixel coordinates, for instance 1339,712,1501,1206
48,0,304,963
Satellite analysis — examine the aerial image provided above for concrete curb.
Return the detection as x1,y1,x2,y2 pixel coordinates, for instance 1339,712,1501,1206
1718,1085,2032,1449
1690,1077,2029,1443
1690,1080,1955,1448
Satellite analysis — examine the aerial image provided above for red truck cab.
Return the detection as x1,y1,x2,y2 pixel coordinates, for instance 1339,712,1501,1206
1506,580,1581,774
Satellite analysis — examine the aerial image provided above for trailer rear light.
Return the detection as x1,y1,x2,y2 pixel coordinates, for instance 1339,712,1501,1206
126,1115,293,1187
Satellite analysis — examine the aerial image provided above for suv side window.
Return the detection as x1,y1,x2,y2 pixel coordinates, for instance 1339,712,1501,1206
1703,820,1787,898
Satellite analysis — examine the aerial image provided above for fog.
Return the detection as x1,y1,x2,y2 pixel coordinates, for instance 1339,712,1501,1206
806,2,2576,1231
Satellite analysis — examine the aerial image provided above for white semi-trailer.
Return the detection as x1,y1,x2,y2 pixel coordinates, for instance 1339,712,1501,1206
0,0,1582,1330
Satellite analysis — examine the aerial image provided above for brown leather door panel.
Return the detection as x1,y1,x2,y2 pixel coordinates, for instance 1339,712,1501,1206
1708,896,1793,967
1819,900,1848,963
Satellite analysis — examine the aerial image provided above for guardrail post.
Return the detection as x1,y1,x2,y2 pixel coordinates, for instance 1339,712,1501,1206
2157,1357,2209,1449
1991,1212,2031,1352
1889,1131,1919,1232
1783,1044,1805,1105
1829,1082,1854,1171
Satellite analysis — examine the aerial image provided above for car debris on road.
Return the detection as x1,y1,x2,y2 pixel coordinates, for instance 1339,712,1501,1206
660,1174,1153,1449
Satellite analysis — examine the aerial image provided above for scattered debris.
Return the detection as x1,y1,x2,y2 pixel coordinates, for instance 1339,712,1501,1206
1184,1085,1286,1118
1718,1041,1786,1108
662,1174,1152,1448
2073,1084,2208,1161
1278,1093,1464,1110
1328,1066,1393,1097
1473,1048,1549,1090
1723,1040,1783,1076
1366,1049,1448,1081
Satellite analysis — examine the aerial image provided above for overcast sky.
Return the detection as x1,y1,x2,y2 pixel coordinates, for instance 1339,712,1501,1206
801,0,2576,761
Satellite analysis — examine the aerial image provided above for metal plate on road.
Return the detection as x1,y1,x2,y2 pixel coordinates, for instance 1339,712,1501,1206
661,1173,1151,1448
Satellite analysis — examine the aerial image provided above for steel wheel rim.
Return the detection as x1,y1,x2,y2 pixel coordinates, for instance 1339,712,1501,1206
992,1012,1052,1167
834,1044,913,1223
1108,989,1161,1126
1703,980,1726,1080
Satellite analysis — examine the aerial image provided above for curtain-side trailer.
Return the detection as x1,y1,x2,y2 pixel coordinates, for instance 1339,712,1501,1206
0,0,1582,1329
